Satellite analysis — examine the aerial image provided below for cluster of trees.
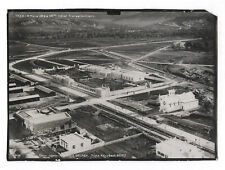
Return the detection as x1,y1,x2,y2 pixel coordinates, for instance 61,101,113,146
171,39,216,52
9,24,214,41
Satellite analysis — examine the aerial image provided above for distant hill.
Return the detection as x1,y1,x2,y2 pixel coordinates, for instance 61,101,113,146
8,11,216,40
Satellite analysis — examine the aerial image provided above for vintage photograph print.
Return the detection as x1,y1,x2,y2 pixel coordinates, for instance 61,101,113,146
7,10,217,160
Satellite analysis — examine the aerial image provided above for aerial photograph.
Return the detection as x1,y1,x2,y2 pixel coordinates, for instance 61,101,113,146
7,10,217,160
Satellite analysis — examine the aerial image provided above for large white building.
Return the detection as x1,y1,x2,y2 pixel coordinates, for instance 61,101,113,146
59,132,105,157
81,65,147,82
156,138,208,158
15,108,71,133
59,133,92,152
159,89,199,113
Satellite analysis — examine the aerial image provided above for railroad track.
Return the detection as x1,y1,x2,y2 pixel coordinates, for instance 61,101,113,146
95,104,181,142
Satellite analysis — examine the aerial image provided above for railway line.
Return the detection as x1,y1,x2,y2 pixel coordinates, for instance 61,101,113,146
95,104,181,142
95,103,215,155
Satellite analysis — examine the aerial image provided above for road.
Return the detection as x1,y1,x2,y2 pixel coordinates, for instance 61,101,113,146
100,38,202,49
131,45,170,63
137,61,215,67
9,37,202,74
55,81,178,111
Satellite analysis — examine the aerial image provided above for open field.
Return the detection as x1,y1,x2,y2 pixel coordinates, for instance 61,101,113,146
21,36,191,49
45,50,115,61
8,41,56,63
48,59,79,66
9,41,51,56
13,59,63,73
142,49,215,65
73,59,118,65
24,38,140,48
21,38,155,49
77,134,156,160
107,43,170,59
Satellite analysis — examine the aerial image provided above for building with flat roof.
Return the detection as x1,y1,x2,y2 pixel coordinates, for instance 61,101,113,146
159,89,199,113
9,94,40,105
59,131,105,157
14,108,71,133
59,133,92,152
156,138,209,158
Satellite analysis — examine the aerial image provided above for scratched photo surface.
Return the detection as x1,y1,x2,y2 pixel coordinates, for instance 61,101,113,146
7,10,217,160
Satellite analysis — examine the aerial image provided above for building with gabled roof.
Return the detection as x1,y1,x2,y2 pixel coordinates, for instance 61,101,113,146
9,94,40,105
159,89,199,113
13,74,33,86
35,85,56,96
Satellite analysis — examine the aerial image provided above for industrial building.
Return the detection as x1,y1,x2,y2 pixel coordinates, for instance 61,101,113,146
12,74,33,86
159,89,199,113
9,83,17,88
156,138,207,158
52,74,111,97
14,108,71,133
35,85,56,97
81,65,147,82
9,87,23,94
9,94,40,105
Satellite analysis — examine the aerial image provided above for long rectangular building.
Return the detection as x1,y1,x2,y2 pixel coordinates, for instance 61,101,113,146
14,108,71,133
156,138,212,158
13,74,33,86
81,65,148,82
9,87,23,94
9,94,40,105
35,85,56,96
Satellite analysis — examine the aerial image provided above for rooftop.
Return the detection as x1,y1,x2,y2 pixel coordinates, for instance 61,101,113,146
9,94,40,102
159,90,197,103
35,85,54,94
60,133,90,143
13,74,31,83
9,86,23,91
156,138,205,158
16,109,71,124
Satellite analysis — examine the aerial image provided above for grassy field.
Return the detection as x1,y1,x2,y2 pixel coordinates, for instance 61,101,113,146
48,59,79,66
23,38,154,49
9,41,51,56
13,59,63,72
73,59,117,65
45,50,114,60
142,49,215,65
107,42,170,59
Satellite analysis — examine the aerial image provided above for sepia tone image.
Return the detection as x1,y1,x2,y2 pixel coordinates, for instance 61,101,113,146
7,10,217,160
